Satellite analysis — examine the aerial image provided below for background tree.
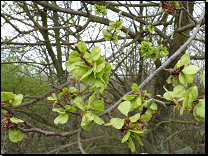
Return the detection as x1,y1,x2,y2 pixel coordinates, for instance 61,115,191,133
1,1,205,154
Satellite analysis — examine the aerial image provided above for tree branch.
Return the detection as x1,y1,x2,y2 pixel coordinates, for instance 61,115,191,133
98,7,205,117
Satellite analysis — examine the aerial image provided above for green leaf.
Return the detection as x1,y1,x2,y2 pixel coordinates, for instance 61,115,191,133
95,69,104,78
129,113,140,122
136,96,142,107
54,113,69,124
122,130,131,143
9,128,25,143
88,92,96,110
176,54,190,68
10,117,24,124
52,108,66,114
72,67,88,78
179,73,187,85
81,121,92,131
1,92,15,102
185,74,195,83
82,112,94,126
84,72,96,86
104,122,112,126
201,73,205,88
11,94,23,106
91,100,104,110
131,83,140,92
67,51,80,61
80,68,93,81
108,118,124,129
92,113,105,125
74,96,84,111
195,105,205,118
69,87,77,93
83,52,93,64
104,62,111,73
95,62,105,73
109,22,116,31
77,41,87,53
130,129,144,134
65,105,77,112
193,99,205,119
187,86,198,105
128,99,136,112
182,65,199,74
132,133,144,146
149,102,157,110
91,46,101,61
80,86,86,92
128,137,135,152
118,101,131,116
67,62,83,73
173,85,185,98
141,114,152,121
122,95,137,101
163,91,174,101
166,76,172,84
102,29,112,41
92,78,104,88
182,86,198,109
62,87,69,93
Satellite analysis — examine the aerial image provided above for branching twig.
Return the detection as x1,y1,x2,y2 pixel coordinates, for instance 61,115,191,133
98,7,205,117
17,127,81,137
1,104,34,128
11,81,71,109
77,131,86,154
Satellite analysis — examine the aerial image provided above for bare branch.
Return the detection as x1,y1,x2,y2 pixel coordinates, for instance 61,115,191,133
77,131,86,154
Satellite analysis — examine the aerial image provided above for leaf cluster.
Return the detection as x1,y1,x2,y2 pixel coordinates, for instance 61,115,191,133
65,41,111,94
139,41,169,61
102,11,123,43
94,4,107,16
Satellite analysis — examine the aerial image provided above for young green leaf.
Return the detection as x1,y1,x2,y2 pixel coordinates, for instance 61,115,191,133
11,94,23,106
1,92,15,102
122,130,131,143
175,54,190,68
9,128,25,143
92,113,105,125
54,113,69,125
182,65,199,74
184,74,195,83
91,46,101,61
131,83,140,92
108,118,124,129
77,41,87,53
80,86,86,92
173,85,185,98
129,113,140,122
201,73,205,88
81,121,92,131
122,95,137,101
10,117,24,124
69,87,76,93
118,101,131,116
128,137,135,152
132,133,144,146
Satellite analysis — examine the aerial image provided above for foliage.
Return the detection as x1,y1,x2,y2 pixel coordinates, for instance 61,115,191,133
102,11,123,43
139,41,169,61
1,1,205,154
